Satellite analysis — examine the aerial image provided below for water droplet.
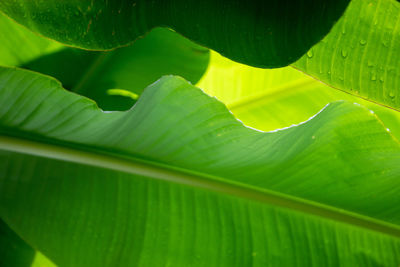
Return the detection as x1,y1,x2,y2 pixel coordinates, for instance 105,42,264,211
341,28,346,35
379,76,384,83
389,92,395,99
371,73,377,81
367,61,374,67
341,49,348,58
306,50,313,58
359,39,367,45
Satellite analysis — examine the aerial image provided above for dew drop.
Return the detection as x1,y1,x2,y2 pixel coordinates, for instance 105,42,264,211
341,49,348,58
389,92,395,99
371,73,377,81
306,50,313,58
359,39,367,45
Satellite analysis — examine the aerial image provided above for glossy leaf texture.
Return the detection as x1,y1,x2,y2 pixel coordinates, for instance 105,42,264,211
294,0,400,110
198,51,400,139
1,67,400,266
0,12,209,111
0,0,349,68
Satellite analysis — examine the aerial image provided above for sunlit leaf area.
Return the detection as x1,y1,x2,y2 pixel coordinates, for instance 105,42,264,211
1,0,400,266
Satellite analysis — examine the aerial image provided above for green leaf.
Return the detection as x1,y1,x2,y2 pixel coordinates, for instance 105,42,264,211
1,67,400,266
0,11,61,66
0,219,54,267
0,13,210,111
198,51,400,139
0,0,349,67
0,218,35,267
294,0,400,110
21,27,210,111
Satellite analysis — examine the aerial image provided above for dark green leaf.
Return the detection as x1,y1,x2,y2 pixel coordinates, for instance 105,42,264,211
22,27,209,111
0,0,349,67
0,12,209,111
0,219,35,267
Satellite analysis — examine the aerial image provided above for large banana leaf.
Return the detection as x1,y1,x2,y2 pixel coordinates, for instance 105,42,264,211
198,51,400,139
1,67,400,266
0,1,349,67
294,0,400,110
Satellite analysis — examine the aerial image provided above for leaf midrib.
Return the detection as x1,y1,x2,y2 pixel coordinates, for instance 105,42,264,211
1,134,399,238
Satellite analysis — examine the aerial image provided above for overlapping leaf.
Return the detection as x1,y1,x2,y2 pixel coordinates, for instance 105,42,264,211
1,67,400,266
0,0,349,67
0,12,210,111
0,12,61,66
295,0,400,110
198,51,400,139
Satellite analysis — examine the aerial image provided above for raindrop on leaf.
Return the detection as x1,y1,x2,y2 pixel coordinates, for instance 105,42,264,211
306,50,313,58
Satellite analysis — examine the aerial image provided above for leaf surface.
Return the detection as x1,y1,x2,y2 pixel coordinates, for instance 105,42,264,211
22,27,210,111
0,0,349,67
294,0,400,110
198,51,400,139
0,12,210,111
1,67,400,266
0,218,35,267
0,12,61,66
